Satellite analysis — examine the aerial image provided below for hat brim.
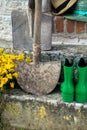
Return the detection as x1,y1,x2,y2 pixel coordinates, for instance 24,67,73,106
64,14,87,22
52,0,77,15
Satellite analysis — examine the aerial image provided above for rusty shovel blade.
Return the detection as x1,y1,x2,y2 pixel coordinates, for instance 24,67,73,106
15,61,61,95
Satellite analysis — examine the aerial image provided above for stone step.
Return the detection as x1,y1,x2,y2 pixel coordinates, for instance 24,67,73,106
1,89,87,130
52,33,87,45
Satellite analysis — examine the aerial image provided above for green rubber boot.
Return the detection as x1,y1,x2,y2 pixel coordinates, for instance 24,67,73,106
61,58,74,102
75,58,87,103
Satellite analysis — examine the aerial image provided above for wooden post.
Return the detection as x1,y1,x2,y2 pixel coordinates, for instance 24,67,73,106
33,0,42,64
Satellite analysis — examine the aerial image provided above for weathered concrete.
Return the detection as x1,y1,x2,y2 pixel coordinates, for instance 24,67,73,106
52,33,87,45
0,0,28,43
1,89,87,130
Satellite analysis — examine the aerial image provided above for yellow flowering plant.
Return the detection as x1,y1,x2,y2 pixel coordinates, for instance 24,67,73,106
0,48,32,91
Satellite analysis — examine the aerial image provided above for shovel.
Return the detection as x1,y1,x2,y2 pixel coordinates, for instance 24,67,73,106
15,0,61,95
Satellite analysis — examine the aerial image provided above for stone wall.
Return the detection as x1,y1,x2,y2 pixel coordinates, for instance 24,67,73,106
1,0,87,48
52,16,87,45
0,0,28,47
55,16,87,34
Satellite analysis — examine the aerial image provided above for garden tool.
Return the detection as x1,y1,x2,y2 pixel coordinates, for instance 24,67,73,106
61,58,74,102
75,58,87,103
15,0,61,95
28,0,35,9
29,0,51,13
12,0,52,51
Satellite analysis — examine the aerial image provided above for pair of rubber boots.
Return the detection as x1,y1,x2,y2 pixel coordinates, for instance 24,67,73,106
61,58,87,103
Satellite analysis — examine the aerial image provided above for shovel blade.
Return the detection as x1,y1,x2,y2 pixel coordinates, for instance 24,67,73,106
15,61,61,95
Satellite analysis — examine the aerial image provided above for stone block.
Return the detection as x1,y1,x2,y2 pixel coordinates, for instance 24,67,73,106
79,37,87,45
52,34,78,45
1,89,87,130
12,10,52,51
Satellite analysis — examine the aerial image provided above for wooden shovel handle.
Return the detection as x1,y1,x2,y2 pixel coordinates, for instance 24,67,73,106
33,0,42,64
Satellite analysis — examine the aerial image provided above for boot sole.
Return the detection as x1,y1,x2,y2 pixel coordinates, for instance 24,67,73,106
75,94,86,103
62,93,74,102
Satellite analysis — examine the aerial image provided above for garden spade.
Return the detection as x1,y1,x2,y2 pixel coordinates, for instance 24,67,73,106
15,0,61,95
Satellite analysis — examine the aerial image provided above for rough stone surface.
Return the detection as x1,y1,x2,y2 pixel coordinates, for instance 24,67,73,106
0,0,51,47
52,34,79,45
0,0,28,43
79,37,87,45
15,61,61,95
1,89,87,130
0,39,12,48
52,33,87,45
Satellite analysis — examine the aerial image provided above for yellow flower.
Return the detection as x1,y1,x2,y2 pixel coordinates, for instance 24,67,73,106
25,57,32,62
6,74,12,79
0,82,3,88
0,51,31,90
2,77,8,84
5,63,15,70
10,82,14,88
13,72,18,78
0,48,4,54
15,54,24,60
0,69,8,75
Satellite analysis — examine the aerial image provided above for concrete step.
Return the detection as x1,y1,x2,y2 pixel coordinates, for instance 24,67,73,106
52,33,87,45
1,89,87,130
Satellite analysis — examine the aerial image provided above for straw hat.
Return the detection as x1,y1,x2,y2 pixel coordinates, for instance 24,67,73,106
51,0,77,15
64,0,87,22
